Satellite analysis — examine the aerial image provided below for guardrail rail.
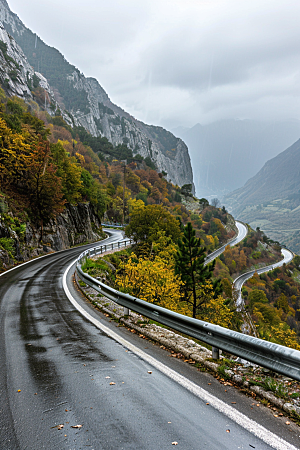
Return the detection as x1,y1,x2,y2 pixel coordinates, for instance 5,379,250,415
76,240,300,382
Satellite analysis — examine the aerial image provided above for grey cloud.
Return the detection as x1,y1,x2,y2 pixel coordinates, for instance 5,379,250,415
7,0,300,128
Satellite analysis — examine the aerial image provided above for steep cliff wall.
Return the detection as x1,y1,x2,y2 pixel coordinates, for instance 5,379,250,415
0,203,104,271
0,0,194,189
0,22,35,98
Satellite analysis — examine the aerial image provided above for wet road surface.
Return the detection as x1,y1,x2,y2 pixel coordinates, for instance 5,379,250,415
0,231,299,449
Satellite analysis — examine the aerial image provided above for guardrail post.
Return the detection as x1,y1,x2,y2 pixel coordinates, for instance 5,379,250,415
104,245,106,252
118,242,120,248
212,346,220,360
124,307,129,316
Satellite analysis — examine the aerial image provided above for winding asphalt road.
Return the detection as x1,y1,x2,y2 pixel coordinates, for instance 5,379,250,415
205,221,248,265
0,230,299,449
234,248,294,308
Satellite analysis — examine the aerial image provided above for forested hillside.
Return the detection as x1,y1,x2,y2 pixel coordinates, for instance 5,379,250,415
243,257,300,350
1,90,300,350
0,91,236,268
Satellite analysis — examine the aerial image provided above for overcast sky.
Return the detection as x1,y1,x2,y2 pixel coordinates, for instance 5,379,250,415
6,0,300,130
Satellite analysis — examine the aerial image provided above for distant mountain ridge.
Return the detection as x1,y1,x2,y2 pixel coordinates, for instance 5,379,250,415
0,0,194,189
224,139,300,253
173,119,300,199
226,139,300,208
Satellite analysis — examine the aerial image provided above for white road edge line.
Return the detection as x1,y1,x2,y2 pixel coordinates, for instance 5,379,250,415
63,260,298,450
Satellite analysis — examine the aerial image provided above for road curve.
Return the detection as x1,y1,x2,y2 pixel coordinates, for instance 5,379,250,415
0,230,299,449
205,220,248,265
234,248,294,307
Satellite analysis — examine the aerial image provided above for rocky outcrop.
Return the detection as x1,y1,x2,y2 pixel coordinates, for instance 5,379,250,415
0,21,34,98
0,203,103,271
0,21,62,117
65,72,193,187
0,0,194,190
27,202,103,252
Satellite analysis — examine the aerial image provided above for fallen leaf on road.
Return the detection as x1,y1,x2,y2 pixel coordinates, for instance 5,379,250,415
226,429,230,433
148,371,152,374
208,383,211,385
206,403,209,405
110,382,116,385
65,409,68,412
71,425,82,429
231,402,236,404
57,424,64,430
286,421,290,425
172,442,178,445
256,404,260,407
17,389,21,393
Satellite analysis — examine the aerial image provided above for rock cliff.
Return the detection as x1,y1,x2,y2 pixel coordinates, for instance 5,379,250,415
0,202,104,271
0,0,194,189
0,22,37,98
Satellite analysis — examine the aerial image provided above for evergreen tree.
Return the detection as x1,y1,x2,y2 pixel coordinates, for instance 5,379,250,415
175,222,215,318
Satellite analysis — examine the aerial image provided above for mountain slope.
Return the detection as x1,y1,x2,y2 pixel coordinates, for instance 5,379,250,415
173,119,300,198
224,139,300,252
0,0,193,189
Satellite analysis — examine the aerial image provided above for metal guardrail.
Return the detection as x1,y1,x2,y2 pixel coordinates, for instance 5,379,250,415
102,223,127,228
76,241,300,381
78,239,132,259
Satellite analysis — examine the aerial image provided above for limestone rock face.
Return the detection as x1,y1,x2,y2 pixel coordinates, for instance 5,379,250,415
0,0,194,189
26,203,103,252
0,203,103,271
0,22,33,98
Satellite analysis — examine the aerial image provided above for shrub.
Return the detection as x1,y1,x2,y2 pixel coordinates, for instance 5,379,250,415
0,237,15,256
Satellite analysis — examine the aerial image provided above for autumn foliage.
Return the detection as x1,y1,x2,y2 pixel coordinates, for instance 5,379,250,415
243,262,300,349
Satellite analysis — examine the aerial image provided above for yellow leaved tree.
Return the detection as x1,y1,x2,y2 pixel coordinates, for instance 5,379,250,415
115,252,189,315
198,281,234,328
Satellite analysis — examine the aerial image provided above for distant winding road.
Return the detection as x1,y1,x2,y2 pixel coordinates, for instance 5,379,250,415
0,228,299,449
205,220,248,265
234,248,294,308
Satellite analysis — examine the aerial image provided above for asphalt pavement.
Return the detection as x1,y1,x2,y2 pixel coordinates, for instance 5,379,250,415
0,231,299,449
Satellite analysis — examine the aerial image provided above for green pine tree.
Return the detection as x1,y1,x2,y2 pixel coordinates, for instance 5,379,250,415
175,222,215,318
